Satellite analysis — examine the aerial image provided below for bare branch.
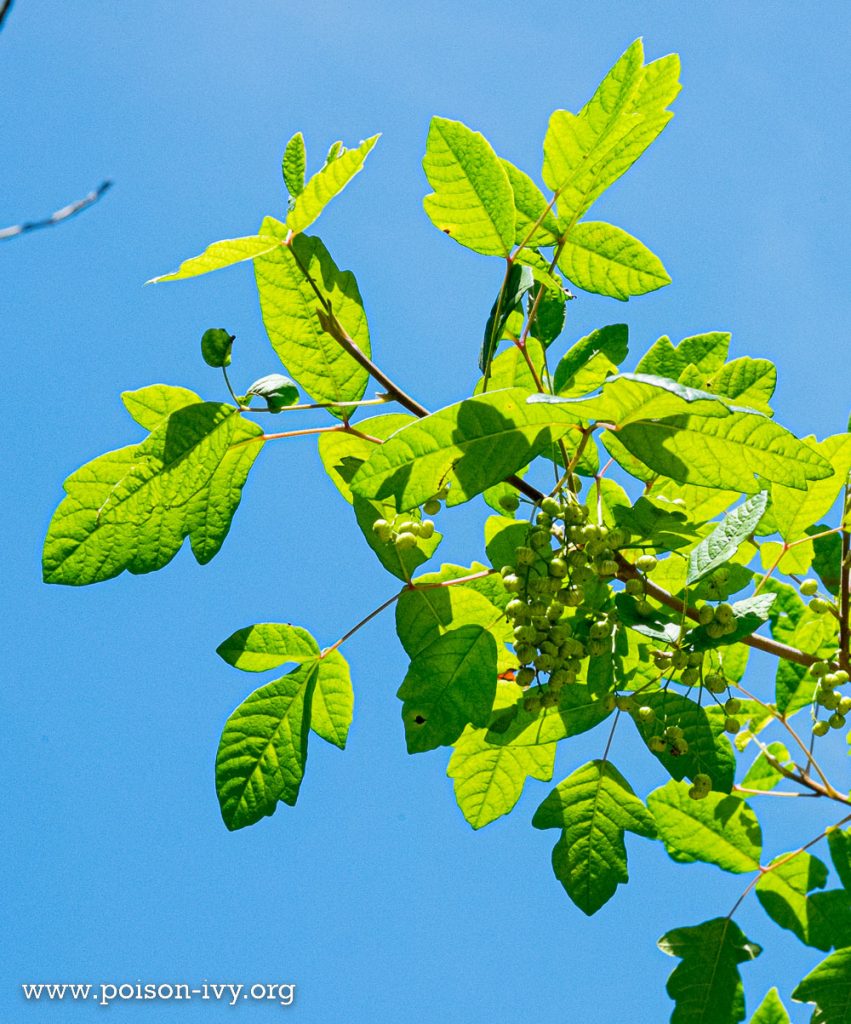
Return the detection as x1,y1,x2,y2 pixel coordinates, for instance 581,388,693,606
0,180,113,241
0,0,14,33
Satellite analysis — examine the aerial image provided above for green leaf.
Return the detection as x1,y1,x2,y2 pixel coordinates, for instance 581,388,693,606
810,528,843,597
687,492,769,585
216,623,320,672
687,594,777,651
245,373,300,411
543,41,680,224
771,435,851,542
649,781,761,873
317,412,414,503
552,324,628,395
532,759,655,915
775,614,834,714
255,228,370,413
286,134,379,235
201,327,234,368
557,221,670,300
537,373,736,427
741,742,792,792
43,402,264,585
499,158,559,246
829,827,851,892
613,494,701,549
629,691,736,792
474,337,546,396
282,131,306,198
756,851,851,951
486,683,613,747
528,282,567,348
748,989,790,1024
447,727,555,830
353,496,442,581
711,357,776,415
396,563,513,671
149,233,284,283
120,383,201,430
216,660,317,830
480,263,535,376
397,625,498,753
422,116,515,256
659,917,761,1024
792,947,851,1023
309,650,354,750
611,410,833,492
349,387,571,512
637,332,731,380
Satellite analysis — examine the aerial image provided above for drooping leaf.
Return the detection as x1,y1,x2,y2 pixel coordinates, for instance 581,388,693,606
215,660,317,830
649,781,761,873
397,625,498,753
309,650,354,750
480,263,535,377
201,327,234,368
557,221,670,300
255,227,370,414
353,496,442,581
282,131,306,198
741,742,792,792
422,116,515,256
217,622,320,672
447,727,555,830
810,527,843,596
629,691,736,792
792,947,851,1023
486,683,614,747
611,410,833,492
349,387,573,512
829,828,851,893
532,759,656,915
552,323,629,395
43,402,264,585
658,917,762,1024
499,158,559,246
286,134,380,235
317,412,414,503
687,492,769,585
149,233,284,283
245,373,300,411
756,851,851,951
748,989,790,1024
527,281,567,347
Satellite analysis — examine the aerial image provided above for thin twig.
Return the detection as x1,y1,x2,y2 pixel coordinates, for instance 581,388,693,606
0,0,14,32
0,181,113,240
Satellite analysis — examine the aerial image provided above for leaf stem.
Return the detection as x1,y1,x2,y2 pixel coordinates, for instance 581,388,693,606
321,591,403,658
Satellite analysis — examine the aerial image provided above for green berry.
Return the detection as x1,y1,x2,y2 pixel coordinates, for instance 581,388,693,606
810,598,832,615
835,670,850,684
548,557,568,579
419,519,435,539
636,554,658,573
638,706,656,724
800,579,819,597
724,697,742,715
515,546,535,566
541,497,561,517
372,518,392,542
615,695,635,712
698,605,715,626
724,717,741,735
681,668,700,686
394,531,418,551
625,579,644,596
423,498,441,516
810,660,830,678
829,713,847,730
812,720,830,737
648,736,667,753
688,784,709,801
715,603,734,624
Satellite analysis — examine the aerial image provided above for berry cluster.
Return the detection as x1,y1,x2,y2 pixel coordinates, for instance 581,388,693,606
810,661,851,735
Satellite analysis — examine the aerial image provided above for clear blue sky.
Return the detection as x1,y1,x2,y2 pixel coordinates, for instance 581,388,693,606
3,2,850,1021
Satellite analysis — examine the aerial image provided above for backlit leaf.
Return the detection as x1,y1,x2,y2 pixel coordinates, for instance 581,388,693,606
557,221,670,300
286,134,380,235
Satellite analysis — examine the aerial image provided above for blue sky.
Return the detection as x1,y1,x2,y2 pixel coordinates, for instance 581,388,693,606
3,2,850,1021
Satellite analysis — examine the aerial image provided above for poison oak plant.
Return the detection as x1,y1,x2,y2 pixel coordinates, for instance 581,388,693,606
43,39,851,1024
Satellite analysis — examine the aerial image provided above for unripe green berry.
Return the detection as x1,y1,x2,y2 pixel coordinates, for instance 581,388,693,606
636,600,653,617
423,498,441,516
812,719,830,737
698,605,715,625
636,554,658,573
625,578,644,596
372,518,392,542
516,667,535,687
395,531,418,551
835,670,850,684
638,706,656,724
800,579,819,597
724,697,742,715
724,717,741,734
419,519,435,539
715,603,734,624
530,531,551,551
830,713,847,730
648,736,667,753
688,784,709,801
515,546,535,566
810,598,832,615
615,695,635,712
548,557,568,579
681,668,700,686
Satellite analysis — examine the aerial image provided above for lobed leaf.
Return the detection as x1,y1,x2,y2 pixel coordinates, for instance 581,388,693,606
792,947,851,1023
216,623,321,673
756,851,851,951
532,759,656,915
552,323,628,396
43,402,264,585
499,158,559,246
422,117,515,256
659,917,761,1024
748,989,790,1024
